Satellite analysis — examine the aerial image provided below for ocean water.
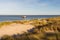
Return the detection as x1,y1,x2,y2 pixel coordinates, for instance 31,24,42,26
0,15,59,22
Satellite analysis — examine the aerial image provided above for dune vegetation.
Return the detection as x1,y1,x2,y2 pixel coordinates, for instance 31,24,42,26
0,16,60,40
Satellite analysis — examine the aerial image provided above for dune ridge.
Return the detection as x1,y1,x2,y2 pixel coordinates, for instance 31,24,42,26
0,23,34,37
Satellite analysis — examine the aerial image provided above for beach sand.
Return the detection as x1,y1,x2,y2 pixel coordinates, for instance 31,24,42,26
0,23,34,37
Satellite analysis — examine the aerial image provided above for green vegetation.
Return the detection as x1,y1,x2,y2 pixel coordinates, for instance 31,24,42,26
1,35,14,40
0,22,12,28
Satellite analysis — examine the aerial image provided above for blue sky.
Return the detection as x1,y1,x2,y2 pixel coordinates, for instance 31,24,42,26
0,0,60,15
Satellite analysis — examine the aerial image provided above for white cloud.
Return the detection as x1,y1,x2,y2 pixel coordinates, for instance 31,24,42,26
0,9,60,15
0,2,17,11
0,0,59,15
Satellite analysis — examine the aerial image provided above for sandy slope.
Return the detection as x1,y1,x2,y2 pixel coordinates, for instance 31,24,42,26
0,23,34,37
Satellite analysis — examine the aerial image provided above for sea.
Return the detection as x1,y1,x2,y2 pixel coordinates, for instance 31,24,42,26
0,15,59,22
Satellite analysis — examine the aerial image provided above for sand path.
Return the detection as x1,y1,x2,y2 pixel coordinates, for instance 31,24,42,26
0,23,34,37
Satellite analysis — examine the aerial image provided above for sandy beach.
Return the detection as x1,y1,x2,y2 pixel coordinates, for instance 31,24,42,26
0,23,34,37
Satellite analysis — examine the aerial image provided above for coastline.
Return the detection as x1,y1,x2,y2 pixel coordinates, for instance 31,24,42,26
0,16,60,38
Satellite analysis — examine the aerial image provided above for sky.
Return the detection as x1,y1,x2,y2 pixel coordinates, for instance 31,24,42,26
0,0,60,15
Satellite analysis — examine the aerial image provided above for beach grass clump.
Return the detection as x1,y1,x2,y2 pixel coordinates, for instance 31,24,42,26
12,20,24,24
0,22,12,27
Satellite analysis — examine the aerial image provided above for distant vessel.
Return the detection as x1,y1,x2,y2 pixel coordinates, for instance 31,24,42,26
21,16,26,20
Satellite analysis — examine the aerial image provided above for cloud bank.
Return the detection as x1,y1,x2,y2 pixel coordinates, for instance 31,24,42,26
0,0,59,15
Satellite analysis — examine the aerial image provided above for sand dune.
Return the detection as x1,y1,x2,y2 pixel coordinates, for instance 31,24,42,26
0,23,34,37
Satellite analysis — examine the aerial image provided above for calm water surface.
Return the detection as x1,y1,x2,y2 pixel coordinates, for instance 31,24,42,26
0,15,59,22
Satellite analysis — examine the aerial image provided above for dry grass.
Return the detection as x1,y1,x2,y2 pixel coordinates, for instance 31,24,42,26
0,16,60,40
